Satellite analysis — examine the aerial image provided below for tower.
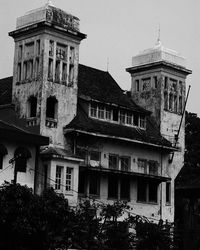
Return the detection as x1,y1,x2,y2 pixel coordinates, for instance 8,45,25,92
126,42,192,219
9,2,86,147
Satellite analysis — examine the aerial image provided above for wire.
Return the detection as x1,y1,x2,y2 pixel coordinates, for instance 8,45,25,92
30,167,161,222
0,164,12,174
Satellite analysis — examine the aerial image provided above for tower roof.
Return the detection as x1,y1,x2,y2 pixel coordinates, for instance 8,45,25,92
132,41,186,68
16,2,80,32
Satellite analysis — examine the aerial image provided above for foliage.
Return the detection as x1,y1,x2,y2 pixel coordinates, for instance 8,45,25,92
0,183,177,250
185,111,200,166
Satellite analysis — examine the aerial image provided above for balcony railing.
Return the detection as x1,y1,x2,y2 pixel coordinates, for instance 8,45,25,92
26,117,37,126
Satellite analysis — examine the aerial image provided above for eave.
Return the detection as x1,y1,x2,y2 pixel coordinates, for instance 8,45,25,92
80,165,171,183
64,128,177,152
9,21,87,40
126,61,192,76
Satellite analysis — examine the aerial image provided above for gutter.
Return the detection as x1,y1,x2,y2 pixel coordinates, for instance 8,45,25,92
64,128,177,151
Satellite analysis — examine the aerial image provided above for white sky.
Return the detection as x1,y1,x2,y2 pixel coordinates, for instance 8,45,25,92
0,0,199,115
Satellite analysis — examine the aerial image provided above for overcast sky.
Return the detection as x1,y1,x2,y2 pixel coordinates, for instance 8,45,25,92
0,0,199,115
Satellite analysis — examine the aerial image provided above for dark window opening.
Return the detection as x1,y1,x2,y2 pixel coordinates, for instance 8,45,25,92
136,79,140,91
90,151,100,161
17,63,22,82
113,108,119,122
89,173,100,196
76,147,87,162
154,76,158,89
24,61,28,79
28,96,37,118
164,92,168,110
46,96,58,119
36,40,40,55
78,171,86,194
62,63,67,81
133,113,139,126
108,175,118,199
120,157,130,171
137,180,147,202
69,64,74,84
35,58,40,77
14,147,31,173
164,77,168,89
149,181,158,203
48,58,53,79
109,154,118,169
149,161,158,175
55,60,60,82
121,177,130,200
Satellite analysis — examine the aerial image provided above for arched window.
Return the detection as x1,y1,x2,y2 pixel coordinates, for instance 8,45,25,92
46,96,58,119
14,147,31,173
0,144,8,169
27,96,37,117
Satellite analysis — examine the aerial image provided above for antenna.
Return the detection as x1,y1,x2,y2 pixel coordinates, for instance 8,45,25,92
156,23,161,46
107,57,109,72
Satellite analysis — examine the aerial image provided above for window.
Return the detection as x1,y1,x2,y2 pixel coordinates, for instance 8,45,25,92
28,96,37,118
169,93,173,111
139,115,146,128
89,173,100,196
23,61,28,79
49,40,54,57
36,40,40,55
149,161,158,175
69,64,74,84
109,154,118,170
126,112,132,125
0,144,8,169
66,167,73,191
119,110,126,124
56,43,67,60
78,171,86,194
98,105,105,119
108,175,118,199
48,58,53,80
121,176,130,200
154,76,158,89
133,113,139,126
135,79,140,92
120,157,130,171
174,95,177,112
62,63,67,82
46,96,58,119
164,77,168,89
55,60,60,82
137,180,158,203
142,78,151,91
90,103,97,118
18,45,23,59
166,182,171,204
164,92,168,110
35,58,40,77
55,165,62,190
179,96,182,113
17,63,22,82
90,151,100,161
25,41,34,58
69,46,75,64
113,108,119,122
14,147,31,173
105,106,112,120
138,159,147,174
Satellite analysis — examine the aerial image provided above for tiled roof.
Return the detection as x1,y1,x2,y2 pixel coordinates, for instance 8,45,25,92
0,65,150,114
0,77,12,105
64,103,173,149
78,64,149,113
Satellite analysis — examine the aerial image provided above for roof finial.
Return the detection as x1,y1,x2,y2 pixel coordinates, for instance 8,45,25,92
156,23,161,46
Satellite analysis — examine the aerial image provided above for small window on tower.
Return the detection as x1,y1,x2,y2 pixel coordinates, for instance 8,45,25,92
55,60,60,82
179,96,183,113
69,64,74,85
17,63,22,82
62,63,67,82
48,58,53,80
135,79,140,92
27,96,37,118
164,77,168,89
69,46,75,64
164,92,168,110
18,45,23,59
154,76,158,89
23,61,28,79
46,96,58,120
35,58,40,77
36,40,40,55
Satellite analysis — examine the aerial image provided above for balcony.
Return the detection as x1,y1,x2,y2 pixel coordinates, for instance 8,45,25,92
45,118,57,128
26,117,37,126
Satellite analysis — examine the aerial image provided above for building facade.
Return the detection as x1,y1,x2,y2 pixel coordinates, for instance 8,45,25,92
0,2,191,222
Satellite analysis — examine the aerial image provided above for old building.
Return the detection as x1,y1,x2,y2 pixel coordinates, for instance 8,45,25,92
0,2,191,222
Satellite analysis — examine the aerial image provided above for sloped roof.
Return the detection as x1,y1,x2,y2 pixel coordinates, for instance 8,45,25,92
0,77,12,105
176,165,200,190
64,103,173,150
0,118,49,145
78,64,149,113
